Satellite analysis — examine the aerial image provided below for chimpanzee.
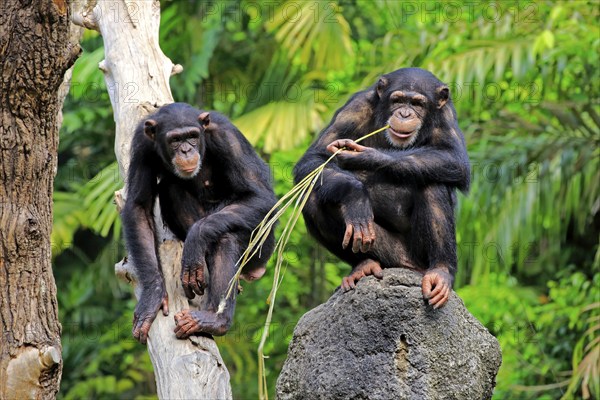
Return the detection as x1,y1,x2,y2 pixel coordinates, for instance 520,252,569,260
122,103,276,343
294,68,470,308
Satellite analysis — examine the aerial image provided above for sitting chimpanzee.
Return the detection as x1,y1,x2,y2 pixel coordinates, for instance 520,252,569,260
122,103,276,343
294,68,470,308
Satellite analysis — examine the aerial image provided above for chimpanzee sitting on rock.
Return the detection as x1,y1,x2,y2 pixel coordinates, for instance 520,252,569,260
294,68,470,308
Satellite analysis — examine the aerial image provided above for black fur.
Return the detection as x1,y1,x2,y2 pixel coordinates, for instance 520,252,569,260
122,103,275,341
294,68,469,285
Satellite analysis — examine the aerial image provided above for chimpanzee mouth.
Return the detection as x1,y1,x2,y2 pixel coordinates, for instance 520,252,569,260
176,161,201,179
388,117,420,140
388,127,414,139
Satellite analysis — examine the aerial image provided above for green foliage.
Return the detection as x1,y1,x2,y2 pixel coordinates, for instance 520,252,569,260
55,1,599,399
461,273,600,399
61,312,156,400
563,300,600,400
266,1,353,72
53,162,122,256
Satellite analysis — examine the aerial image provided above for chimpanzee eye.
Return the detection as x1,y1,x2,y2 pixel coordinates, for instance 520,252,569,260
187,138,199,146
170,138,181,149
411,95,427,107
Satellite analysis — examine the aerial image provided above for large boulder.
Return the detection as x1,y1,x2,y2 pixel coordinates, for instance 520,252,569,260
276,268,501,400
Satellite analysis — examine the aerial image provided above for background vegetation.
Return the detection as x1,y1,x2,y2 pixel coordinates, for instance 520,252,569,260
53,1,599,399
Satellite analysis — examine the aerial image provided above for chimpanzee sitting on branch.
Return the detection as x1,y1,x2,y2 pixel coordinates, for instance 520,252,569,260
122,103,276,344
294,68,470,308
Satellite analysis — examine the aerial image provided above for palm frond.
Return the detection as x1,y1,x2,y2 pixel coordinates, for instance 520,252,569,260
52,190,85,257
80,162,123,238
52,162,123,258
456,126,599,285
266,1,354,72
562,301,600,399
234,100,325,152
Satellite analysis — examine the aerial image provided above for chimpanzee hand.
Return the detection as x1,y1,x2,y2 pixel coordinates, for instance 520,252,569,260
421,267,454,309
327,139,378,170
133,280,169,344
340,198,376,253
181,243,208,299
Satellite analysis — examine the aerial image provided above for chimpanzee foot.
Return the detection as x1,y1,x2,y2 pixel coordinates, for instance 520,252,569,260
341,259,383,292
421,267,453,309
240,264,266,282
173,309,230,337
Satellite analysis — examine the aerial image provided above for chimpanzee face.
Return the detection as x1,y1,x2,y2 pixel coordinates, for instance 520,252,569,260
164,125,202,179
144,109,210,179
376,69,450,148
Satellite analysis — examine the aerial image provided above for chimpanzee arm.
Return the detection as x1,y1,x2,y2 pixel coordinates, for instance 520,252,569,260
333,143,470,191
294,88,377,204
180,118,277,298
326,96,470,191
197,116,277,237
294,91,379,254
372,146,469,189
416,185,458,308
296,145,367,204
121,138,168,344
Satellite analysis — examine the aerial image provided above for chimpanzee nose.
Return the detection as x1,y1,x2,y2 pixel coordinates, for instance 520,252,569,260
399,108,411,118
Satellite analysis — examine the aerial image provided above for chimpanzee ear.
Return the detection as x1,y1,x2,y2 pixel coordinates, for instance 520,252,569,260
376,77,388,99
198,112,210,128
437,86,449,109
144,119,157,140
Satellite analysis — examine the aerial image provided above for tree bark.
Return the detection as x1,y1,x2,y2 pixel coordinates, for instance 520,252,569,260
72,1,232,398
0,0,79,398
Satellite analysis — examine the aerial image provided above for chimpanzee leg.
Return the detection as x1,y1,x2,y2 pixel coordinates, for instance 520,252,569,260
410,185,457,308
302,192,420,291
240,229,275,282
174,233,241,337
409,185,456,274
339,223,425,290
302,193,365,267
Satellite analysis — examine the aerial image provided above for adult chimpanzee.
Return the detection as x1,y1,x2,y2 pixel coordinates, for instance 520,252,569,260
294,68,470,308
122,103,276,344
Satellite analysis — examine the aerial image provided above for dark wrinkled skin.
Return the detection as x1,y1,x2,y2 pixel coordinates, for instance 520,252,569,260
294,68,470,308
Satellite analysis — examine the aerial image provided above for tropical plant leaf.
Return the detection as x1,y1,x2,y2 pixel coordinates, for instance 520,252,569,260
266,1,354,72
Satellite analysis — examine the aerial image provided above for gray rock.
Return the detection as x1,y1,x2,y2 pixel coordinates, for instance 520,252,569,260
276,268,501,400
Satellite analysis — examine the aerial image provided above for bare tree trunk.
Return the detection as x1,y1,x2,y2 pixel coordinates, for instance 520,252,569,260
0,0,80,398
72,1,232,398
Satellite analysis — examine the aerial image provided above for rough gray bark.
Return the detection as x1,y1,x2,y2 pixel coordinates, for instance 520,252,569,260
277,268,502,400
0,0,80,398
72,1,231,398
